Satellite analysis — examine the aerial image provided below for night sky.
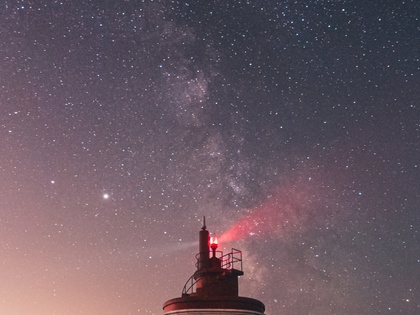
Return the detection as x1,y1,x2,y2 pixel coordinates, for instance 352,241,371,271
1,1,419,314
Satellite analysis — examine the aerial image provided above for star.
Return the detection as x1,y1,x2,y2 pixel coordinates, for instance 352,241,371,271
0,1,418,314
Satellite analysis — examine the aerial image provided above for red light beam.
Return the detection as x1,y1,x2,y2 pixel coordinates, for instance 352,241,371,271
219,184,319,243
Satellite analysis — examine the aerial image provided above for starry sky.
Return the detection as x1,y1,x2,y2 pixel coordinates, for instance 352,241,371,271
0,1,419,314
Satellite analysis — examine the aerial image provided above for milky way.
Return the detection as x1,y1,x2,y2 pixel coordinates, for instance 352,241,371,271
0,1,419,314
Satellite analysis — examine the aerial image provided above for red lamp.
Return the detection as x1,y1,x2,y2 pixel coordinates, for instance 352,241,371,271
210,236,218,257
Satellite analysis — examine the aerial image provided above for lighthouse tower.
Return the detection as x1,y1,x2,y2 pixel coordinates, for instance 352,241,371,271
163,218,265,315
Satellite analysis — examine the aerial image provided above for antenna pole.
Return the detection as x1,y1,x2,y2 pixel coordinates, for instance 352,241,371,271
202,216,206,230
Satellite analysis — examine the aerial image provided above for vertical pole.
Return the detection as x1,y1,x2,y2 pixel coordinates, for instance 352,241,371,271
198,217,210,270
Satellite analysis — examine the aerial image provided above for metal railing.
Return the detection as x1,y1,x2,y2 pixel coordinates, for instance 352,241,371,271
181,248,243,296
182,274,201,296
221,248,242,271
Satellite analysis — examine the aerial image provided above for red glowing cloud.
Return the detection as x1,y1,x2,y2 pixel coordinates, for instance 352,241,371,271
220,181,324,243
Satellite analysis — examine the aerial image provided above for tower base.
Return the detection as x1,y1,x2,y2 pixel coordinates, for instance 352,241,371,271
163,296,265,314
